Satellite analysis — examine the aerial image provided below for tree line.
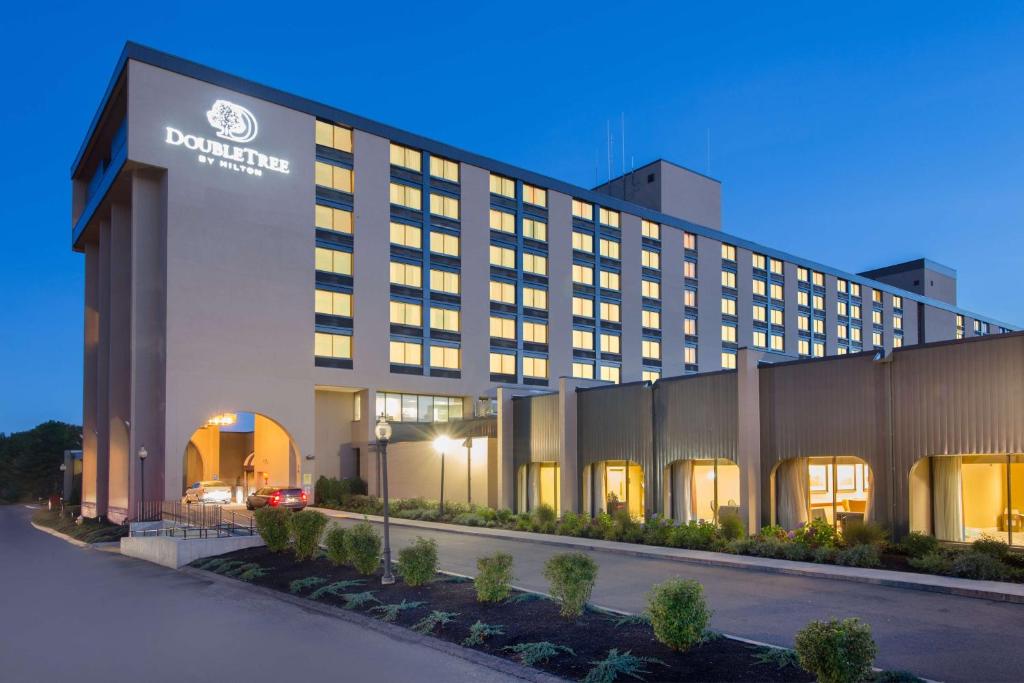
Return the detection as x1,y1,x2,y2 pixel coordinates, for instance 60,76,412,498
0,421,81,503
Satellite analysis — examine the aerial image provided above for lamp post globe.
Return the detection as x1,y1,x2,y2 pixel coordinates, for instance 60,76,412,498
137,446,148,513
375,415,395,585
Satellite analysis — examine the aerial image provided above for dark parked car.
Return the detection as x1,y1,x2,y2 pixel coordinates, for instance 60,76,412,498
246,487,307,511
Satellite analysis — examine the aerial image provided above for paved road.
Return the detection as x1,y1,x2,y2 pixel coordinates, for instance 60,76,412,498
1,506,515,683
327,514,1024,683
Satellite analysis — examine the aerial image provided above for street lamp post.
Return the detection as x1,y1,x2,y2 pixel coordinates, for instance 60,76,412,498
137,446,148,517
375,415,395,585
464,438,472,506
59,462,67,511
433,436,449,516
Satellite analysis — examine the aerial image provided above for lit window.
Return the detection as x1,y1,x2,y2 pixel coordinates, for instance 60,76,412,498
573,296,594,317
430,231,459,257
429,155,459,182
315,289,352,317
315,121,352,152
872,310,882,326
798,315,809,331
684,317,697,335
315,204,353,233
489,173,516,198
642,369,661,383
389,300,422,326
851,327,862,342
837,301,848,316
430,307,460,332
389,221,421,248
721,243,736,261
722,324,737,343
523,183,547,207
683,232,696,250
642,309,661,329
429,193,460,219
490,245,516,269
797,267,809,282
752,279,767,297
316,247,353,275
721,351,736,369
523,356,548,378
315,161,354,193
813,295,824,310
523,253,547,276
489,209,515,233
523,287,547,310
684,261,697,279
599,270,620,291
523,218,547,242
893,336,903,348
753,304,767,322
389,182,422,210
523,321,548,343
573,329,594,349
642,339,661,359
489,316,516,339
430,345,461,369
813,318,824,334
753,330,767,348
641,279,660,299
813,342,824,357
837,324,848,339
573,264,594,285
873,331,883,347
893,315,903,330
838,346,849,355
752,253,766,270
572,199,593,220
684,288,696,307
490,352,516,375
389,143,421,171
641,219,660,240
797,291,809,307
599,238,620,259
770,258,783,275
599,208,620,227
812,271,825,287
770,334,784,351
722,298,737,316
893,295,903,310
873,290,883,304
573,231,594,253
430,269,460,294
572,361,594,379
850,283,861,297
721,271,736,288
389,261,421,287
315,332,352,359
770,308,783,325
642,249,661,270
389,340,422,365
600,301,621,322
837,278,848,293
684,346,697,364
600,365,621,383
489,280,515,304
770,283,784,300
600,333,620,353
851,304,861,318
798,339,810,356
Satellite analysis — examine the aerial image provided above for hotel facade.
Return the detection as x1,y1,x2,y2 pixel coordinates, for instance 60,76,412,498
72,44,1022,542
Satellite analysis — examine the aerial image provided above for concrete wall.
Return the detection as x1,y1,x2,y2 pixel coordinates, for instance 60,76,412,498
383,437,490,505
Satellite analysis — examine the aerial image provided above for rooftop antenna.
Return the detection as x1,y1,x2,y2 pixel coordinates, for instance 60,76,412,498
620,112,626,177
606,120,613,182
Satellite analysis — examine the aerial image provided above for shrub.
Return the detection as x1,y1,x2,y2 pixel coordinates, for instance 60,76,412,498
462,621,505,646
758,524,789,541
544,552,598,619
667,520,721,550
834,544,881,568
842,521,887,547
898,532,938,558
531,504,558,533
794,617,877,683
586,512,614,539
583,649,668,683
646,578,712,651
642,516,673,546
412,610,459,634
949,550,1012,581
557,511,588,537
452,512,488,527
971,534,1009,560
397,537,438,586
793,518,839,549
907,550,952,575
503,642,576,666
719,512,745,541
476,552,514,602
813,546,837,564
289,509,328,561
343,522,382,575
254,507,291,552
605,510,645,543
324,527,348,566
494,508,515,526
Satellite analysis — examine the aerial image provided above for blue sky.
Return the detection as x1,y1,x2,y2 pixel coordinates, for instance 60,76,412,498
1,2,1022,432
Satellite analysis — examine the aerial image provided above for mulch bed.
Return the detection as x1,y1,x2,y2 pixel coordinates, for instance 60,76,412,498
195,546,813,682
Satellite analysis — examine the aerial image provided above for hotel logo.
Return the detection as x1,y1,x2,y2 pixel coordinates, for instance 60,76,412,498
206,100,258,143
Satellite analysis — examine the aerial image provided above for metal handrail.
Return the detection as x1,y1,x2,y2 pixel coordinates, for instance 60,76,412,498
127,500,255,537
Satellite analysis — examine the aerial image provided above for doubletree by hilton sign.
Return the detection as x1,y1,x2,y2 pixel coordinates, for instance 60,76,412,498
164,99,290,177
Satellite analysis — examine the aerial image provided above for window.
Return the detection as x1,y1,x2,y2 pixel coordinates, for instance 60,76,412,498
315,121,352,152
489,316,516,339
837,324,848,339
430,269,460,294
684,288,696,307
523,287,547,310
813,341,824,357
523,218,547,241
600,333,620,353
489,280,515,304
389,182,421,210
572,361,594,379
573,264,594,285
770,308,783,325
770,258,783,275
523,321,548,343
572,199,593,220
642,339,661,359
752,253,766,270
641,219,660,239
837,278,848,293
315,332,352,358
523,356,548,378
851,304,862,318
893,315,903,330
684,260,697,279
722,324,737,343
573,231,594,253
389,300,422,326
798,339,810,355
873,331,883,347
600,301,620,322
642,369,661,383
956,314,965,339
797,267,809,282
721,243,736,261
573,296,594,317
316,247,353,275
798,315,809,331
490,352,516,375
573,329,594,349
490,173,515,198
893,336,903,348
389,261,421,287
770,283,784,300
490,245,516,269
315,289,352,317
642,309,661,329
721,351,736,369
813,318,825,334
838,346,849,355
872,290,883,304
721,297,737,316
684,346,697,364
752,279,767,297
812,271,825,287
430,307,460,332
389,143,421,171
315,204,353,233
770,333,784,351
837,301,848,316
641,279,660,299
850,283,861,298
430,231,459,256
893,295,903,309
797,290,809,307
872,310,883,326
641,249,661,270
851,326,862,342
813,294,824,310
489,209,515,233
599,270,620,291
599,207,620,227
429,155,459,182
523,183,546,207
753,304,767,322
683,232,696,250
389,340,421,365
684,317,697,335
753,330,767,348
389,221,421,248
429,193,459,219
315,161,354,192
429,345,460,369
721,270,736,288
599,238,620,259
600,364,620,383
523,253,547,275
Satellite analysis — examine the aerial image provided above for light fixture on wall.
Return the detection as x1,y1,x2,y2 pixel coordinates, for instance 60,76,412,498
207,413,237,427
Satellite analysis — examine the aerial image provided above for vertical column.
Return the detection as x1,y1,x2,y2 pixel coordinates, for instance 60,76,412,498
496,387,515,510
81,241,99,517
546,191,573,382
619,214,642,382
458,165,491,387
558,378,579,513
107,202,132,522
736,248,754,349
824,274,839,356
736,348,765,534
660,227,684,377
95,219,111,519
696,235,722,371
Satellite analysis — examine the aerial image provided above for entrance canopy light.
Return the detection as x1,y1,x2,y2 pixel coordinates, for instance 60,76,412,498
207,412,237,427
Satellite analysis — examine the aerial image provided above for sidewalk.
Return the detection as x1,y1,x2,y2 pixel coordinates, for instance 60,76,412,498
313,507,1024,604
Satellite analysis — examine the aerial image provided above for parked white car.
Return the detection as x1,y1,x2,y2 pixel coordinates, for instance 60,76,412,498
182,480,232,505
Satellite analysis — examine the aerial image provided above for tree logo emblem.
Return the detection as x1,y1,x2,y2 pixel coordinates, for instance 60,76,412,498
206,99,258,143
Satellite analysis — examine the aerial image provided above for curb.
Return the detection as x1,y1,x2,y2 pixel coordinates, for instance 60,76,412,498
315,508,1024,605
181,567,562,683
30,521,91,548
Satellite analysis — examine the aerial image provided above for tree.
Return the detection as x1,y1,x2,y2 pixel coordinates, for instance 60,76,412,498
0,421,81,502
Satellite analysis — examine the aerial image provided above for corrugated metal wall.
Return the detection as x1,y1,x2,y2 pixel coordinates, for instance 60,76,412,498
512,393,560,469
654,372,737,473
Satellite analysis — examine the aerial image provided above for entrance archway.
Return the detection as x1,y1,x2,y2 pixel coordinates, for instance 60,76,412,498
663,459,740,523
771,456,873,531
582,460,644,519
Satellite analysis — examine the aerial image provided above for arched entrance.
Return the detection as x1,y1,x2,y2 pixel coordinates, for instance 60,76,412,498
516,463,560,514
662,459,740,523
581,460,644,519
181,412,299,503
772,456,873,531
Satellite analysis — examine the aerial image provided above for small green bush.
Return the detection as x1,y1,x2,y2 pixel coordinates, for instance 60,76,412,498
794,617,877,683
605,510,645,543
586,512,614,539
531,504,558,533
842,521,887,547
646,578,712,651
476,552,514,602
793,518,839,549
907,550,953,575
834,544,881,568
544,552,598,619
667,520,721,550
898,532,938,558
949,550,1012,581
254,507,291,552
642,516,673,546
971,534,1009,560
757,524,789,541
556,511,588,537
813,546,837,564
494,508,515,526
719,512,745,541
452,512,488,527
324,527,348,566
289,509,328,561
343,522,382,575
397,537,438,586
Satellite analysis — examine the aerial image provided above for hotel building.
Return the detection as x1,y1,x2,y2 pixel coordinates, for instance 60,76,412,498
72,44,1020,540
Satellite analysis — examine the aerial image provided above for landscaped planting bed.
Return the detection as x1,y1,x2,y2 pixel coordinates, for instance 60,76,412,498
193,544,814,682
32,507,127,543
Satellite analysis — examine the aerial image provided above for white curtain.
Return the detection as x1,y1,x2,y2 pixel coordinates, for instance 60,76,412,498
776,458,809,529
528,464,541,512
671,461,694,523
931,456,964,542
